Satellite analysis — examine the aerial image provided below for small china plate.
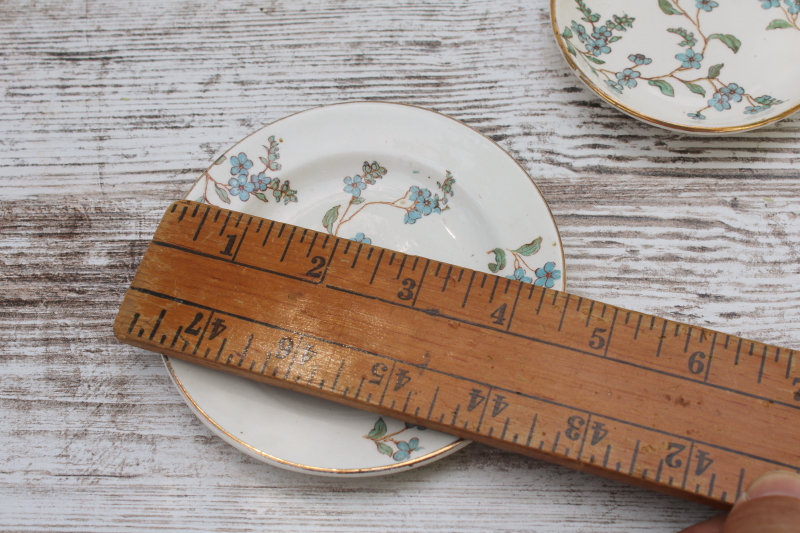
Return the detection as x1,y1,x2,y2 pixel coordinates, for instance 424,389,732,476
171,102,566,476
551,0,800,133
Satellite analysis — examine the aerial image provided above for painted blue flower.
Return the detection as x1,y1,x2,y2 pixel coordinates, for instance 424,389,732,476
228,174,255,201
572,21,589,42
605,79,624,94
744,106,767,114
696,0,718,11
709,91,732,111
688,112,707,120
506,268,533,284
350,232,371,244
415,194,441,216
787,0,800,14
591,25,612,42
404,209,422,224
586,39,611,56
616,68,640,88
760,0,780,7
343,175,366,197
393,438,419,461
721,83,745,103
534,262,561,288
407,185,431,203
251,172,269,191
230,152,253,176
628,54,652,65
676,49,703,69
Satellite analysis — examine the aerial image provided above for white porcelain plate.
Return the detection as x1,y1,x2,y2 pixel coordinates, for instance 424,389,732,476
171,102,566,476
551,0,800,133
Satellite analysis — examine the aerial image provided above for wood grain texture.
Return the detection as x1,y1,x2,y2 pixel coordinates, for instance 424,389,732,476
1,0,798,531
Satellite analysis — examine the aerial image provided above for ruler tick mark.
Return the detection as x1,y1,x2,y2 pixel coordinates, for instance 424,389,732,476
735,338,743,366
656,460,664,482
526,415,538,447
219,211,232,236
137,328,144,338
411,260,429,308
684,327,693,352
277,224,285,239
354,377,364,399
749,342,755,357
262,221,275,246
758,345,768,384
343,241,351,255
403,390,412,412
457,268,464,282
279,226,296,262
501,418,510,440
675,324,681,337
127,313,140,334
736,469,746,500
616,462,621,472
170,326,183,348
351,243,363,269
441,265,454,292
425,387,439,420
389,252,395,266
603,445,611,468
505,282,524,332
193,207,210,241
322,234,329,249
775,348,781,363
629,440,640,475
256,219,263,233
331,359,345,391
436,263,442,277
656,320,668,358
214,339,227,362
537,288,547,315
178,205,188,222
489,276,500,303
708,474,716,497
299,228,307,243
396,254,407,279
306,232,317,257
625,312,631,325
234,213,243,228
704,332,717,382
451,405,460,425
480,274,487,288
788,351,795,379
369,250,384,285
634,314,643,340
412,257,419,272
558,294,571,332
585,301,594,327
552,291,559,306
230,226,249,262
650,316,655,330
462,271,476,308
367,247,374,261
170,204,176,213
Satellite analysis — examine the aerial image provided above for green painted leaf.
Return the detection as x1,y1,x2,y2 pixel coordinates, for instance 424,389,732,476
566,40,577,56
260,156,269,165
648,79,675,97
658,0,683,15
322,205,340,234
376,442,393,456
767,19,792,30
562,26,573,39
194,196,205,203
590,67,599,76
367,418,388,439
214,155,226,165
682,81,706,97
608,35,621,43
709,33,741,54
511,237,543,257
214,183,231,204
254,193,268,202
351,196,365,205
584,55,606,64
707,63,724,79
488,248,507,273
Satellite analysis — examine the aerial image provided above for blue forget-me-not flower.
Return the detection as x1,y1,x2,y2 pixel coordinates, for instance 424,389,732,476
343,175,366,197
229,175,255,201
534,262,562,288
676,49,703,69
230,153,253,176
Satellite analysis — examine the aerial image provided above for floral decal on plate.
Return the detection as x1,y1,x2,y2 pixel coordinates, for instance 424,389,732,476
761,0,800,30
558,0,787,119
487,237,562,288
320,161,456,244
364,418,426,461
195,136,299,206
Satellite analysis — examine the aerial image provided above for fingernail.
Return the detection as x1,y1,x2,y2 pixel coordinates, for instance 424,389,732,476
738,470,800,503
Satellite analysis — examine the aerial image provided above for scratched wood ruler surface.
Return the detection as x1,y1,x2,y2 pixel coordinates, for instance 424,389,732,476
114,200,800,509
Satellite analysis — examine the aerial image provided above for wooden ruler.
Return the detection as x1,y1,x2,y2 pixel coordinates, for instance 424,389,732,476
114,200,800,509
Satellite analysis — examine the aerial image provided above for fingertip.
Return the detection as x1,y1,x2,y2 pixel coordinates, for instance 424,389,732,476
738,470,800,504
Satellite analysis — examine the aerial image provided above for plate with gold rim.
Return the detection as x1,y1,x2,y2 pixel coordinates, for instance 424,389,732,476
169,101,566,476
551,0,800,133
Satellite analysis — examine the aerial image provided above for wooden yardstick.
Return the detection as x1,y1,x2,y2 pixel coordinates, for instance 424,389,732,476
115,200,800,509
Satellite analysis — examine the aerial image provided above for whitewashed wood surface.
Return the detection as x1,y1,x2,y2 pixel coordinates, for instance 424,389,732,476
2,0,798,531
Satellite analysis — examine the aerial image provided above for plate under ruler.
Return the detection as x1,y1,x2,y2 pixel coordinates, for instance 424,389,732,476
114,200,800,509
